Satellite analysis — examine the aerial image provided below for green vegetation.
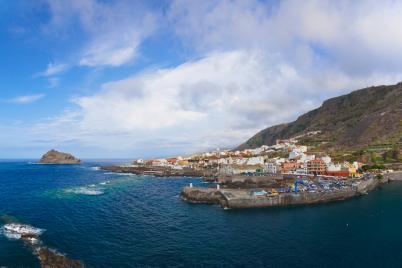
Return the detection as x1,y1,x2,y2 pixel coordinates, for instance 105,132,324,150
362,164,386,172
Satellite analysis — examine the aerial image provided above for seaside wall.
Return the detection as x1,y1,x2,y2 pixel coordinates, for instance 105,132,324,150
218,174,282,183
222,190,357,209
384,171,402,181
181,178,381,209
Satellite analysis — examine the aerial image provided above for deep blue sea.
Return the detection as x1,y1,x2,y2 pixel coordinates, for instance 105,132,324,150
1,161,402,267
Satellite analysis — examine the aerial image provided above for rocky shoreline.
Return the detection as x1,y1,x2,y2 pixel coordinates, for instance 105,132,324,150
181,176,389,209
37,248,83,268
101,165,206,177
1,221,84,268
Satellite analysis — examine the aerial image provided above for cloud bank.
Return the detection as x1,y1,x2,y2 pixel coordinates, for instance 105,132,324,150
16,0,402,157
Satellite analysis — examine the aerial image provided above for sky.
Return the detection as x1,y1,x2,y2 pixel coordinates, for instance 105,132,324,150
1,0,402,159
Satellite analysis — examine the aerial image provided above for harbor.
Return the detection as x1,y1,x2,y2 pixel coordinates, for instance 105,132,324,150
181,174,389,209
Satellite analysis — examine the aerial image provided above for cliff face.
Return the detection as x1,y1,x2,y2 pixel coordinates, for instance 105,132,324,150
237,82,402,150
39,150,81,164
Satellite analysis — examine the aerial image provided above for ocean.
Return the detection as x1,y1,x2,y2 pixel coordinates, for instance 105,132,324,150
1,161,402,267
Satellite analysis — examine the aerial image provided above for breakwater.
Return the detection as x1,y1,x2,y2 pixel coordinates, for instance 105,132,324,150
181,177,383,209
384,171,402,181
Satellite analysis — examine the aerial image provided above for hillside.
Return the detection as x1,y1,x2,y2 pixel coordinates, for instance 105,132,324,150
237,82,402,150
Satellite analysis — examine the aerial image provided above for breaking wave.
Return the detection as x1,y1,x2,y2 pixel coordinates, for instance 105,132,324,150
65,187,105,196
1,223,45,241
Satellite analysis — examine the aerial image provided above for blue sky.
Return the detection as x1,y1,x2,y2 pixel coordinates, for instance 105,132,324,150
1,0,402,159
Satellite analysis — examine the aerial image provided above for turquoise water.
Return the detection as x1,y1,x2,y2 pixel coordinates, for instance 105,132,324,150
1,161,402,267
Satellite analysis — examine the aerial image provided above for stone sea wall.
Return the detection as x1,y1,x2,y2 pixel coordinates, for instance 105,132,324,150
181,177,382,209
384,171,402,181
223,189,358,209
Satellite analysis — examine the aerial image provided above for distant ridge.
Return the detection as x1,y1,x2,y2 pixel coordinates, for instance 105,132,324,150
237,82,402,150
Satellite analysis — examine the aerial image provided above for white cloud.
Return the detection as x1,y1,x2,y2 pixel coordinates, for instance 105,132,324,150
27,50,401,156
44,0,158,67
10,0,402,157
7,94,45,104
37,62,68,77
169,0,402,75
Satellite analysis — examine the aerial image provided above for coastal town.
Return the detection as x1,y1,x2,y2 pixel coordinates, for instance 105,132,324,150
107,137,367,178
103,136,397,209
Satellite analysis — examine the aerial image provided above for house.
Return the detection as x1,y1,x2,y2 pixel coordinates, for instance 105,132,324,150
265,162,278,173
133,159,144,165
321,156,332,165
246,156,265,165
307,159,326,175
220,164,263,175
289,150,303,160
327,163,342,172
167,158,178,165
300,154,315,163
281,161,301,173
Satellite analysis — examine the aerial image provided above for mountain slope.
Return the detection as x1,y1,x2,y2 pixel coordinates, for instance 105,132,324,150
237,82,402,150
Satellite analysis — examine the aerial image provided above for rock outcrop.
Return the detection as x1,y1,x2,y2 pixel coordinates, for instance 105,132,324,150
181,187,225,204
39,150,81,164
38,248,84,268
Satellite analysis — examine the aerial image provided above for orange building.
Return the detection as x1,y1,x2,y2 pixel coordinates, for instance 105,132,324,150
307,159,326,175
281,161,300,173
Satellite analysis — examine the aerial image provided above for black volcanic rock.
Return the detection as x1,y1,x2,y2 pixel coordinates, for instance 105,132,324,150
39,149,81,164
237,82,402,150
38,248,84,268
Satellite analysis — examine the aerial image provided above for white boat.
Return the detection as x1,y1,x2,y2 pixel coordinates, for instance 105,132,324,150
3,223,44,236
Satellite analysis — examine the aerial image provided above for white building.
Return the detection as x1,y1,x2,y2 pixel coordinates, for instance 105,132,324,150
246,156,265,165
327,163,342,172
289,150,303,160
265,162,278,173
134,159,144,165
300,154,315,163
321,156,332,165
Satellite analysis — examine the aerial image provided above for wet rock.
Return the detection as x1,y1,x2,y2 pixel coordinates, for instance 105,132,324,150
38,248,84,268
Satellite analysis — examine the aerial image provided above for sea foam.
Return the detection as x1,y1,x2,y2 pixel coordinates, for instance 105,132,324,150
65,187,105,196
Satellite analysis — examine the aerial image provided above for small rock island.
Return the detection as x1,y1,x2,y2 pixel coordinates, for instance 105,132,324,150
39,149,81,164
